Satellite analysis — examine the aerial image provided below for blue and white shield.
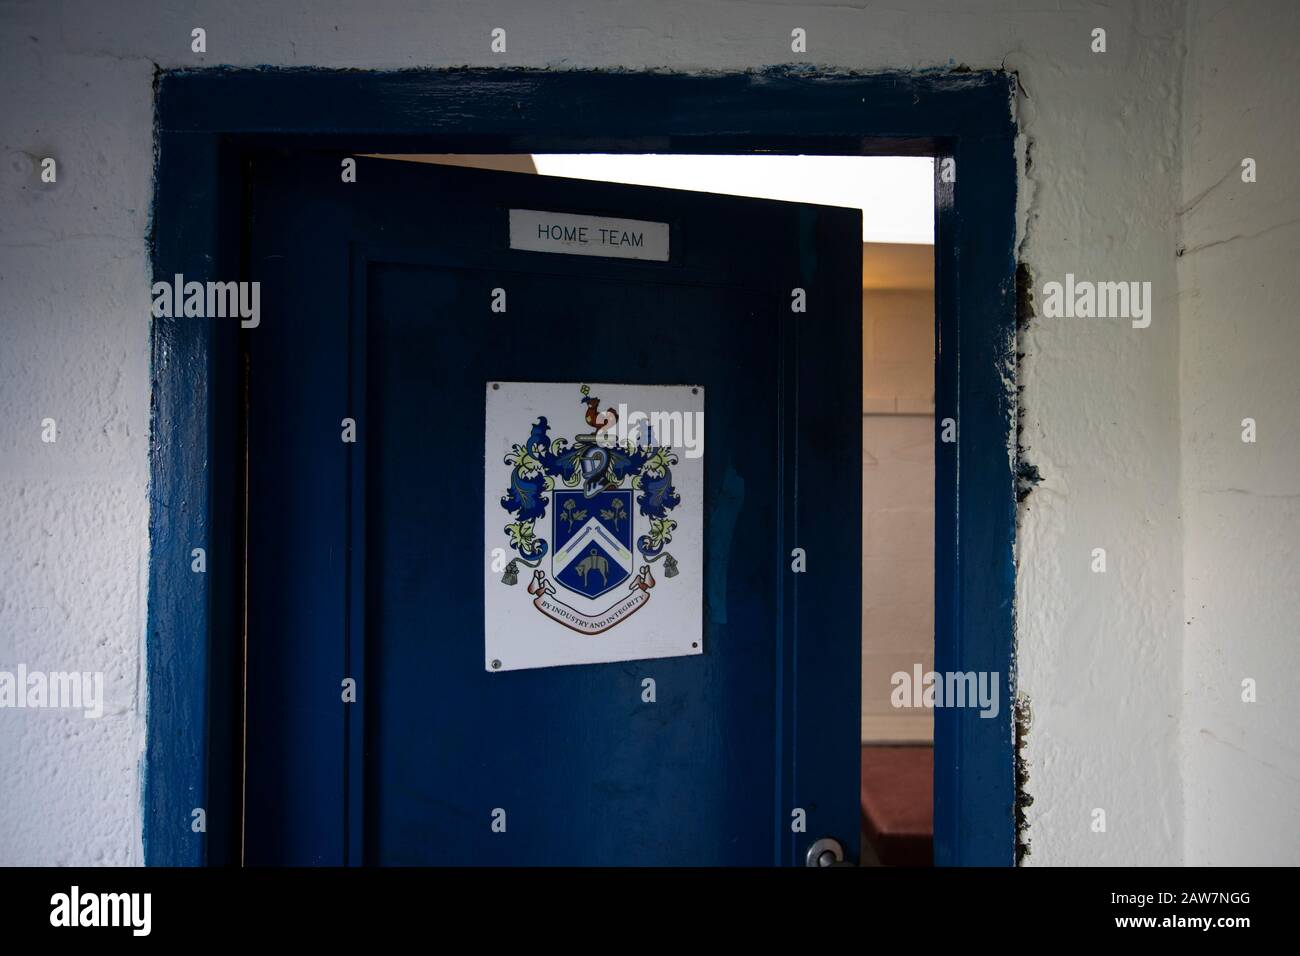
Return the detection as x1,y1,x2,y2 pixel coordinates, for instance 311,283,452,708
552,489,633,599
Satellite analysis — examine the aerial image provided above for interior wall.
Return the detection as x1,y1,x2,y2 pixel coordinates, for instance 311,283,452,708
860,248,935,744
1177,0,1300,865
2,0,1284,866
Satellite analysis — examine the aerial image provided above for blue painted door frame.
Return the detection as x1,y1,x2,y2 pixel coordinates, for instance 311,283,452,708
147,67,1018,867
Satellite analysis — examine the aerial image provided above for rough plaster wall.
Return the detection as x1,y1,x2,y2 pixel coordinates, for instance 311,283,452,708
1010,8,1188,865
0,0,1197,864
0,24,155,863
1178,0,1300,865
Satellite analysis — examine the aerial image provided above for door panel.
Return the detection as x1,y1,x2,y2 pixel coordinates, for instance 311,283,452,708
245,154,860,865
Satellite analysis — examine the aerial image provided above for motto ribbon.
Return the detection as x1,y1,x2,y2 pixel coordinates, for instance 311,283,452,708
526,566,656,635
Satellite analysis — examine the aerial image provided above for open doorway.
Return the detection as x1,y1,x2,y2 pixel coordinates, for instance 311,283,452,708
146,67,1016,866
371,152,937,865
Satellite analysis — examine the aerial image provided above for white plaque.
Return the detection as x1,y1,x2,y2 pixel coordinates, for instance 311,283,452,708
485,381,704,671
508,209,670,261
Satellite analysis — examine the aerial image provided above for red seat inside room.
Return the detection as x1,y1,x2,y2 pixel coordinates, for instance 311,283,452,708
860,746,933,866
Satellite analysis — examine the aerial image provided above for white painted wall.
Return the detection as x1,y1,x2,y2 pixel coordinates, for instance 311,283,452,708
1178,0,1300,866
0,0,1293,865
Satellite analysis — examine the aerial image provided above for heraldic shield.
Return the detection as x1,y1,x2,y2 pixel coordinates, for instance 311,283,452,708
552,489,634,599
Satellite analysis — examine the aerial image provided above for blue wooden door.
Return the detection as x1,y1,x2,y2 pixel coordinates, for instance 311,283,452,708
243,154,861,865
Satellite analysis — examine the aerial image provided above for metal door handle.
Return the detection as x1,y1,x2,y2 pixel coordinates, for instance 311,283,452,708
805,837,855,867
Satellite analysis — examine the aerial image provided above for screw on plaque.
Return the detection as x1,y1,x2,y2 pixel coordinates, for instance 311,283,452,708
491,660,502,670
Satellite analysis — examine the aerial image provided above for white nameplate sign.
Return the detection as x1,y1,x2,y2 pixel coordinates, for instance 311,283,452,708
509,209,669,261
485,381,704,671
